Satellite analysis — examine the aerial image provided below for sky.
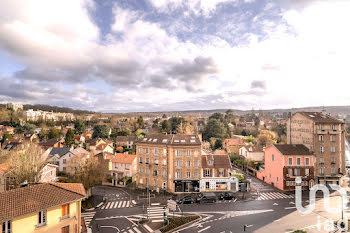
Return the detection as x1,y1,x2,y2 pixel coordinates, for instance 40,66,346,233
0,0,350,113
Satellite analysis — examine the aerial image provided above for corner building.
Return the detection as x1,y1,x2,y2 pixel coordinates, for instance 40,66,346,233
136,134,202,193
287,111,346,185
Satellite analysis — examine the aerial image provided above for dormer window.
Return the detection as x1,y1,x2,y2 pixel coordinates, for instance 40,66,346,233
208,160,214,166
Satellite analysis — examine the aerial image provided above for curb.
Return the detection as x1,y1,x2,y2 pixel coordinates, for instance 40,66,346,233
165,215,202,233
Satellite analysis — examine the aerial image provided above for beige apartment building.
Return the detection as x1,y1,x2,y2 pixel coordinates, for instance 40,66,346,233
287,111,346,185
136,134,202,193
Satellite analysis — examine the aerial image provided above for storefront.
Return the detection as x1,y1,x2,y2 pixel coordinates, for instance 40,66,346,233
200,178,238,192
174,180,200,193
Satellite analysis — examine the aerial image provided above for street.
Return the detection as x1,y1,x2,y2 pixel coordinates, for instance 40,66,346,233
83,179,349,233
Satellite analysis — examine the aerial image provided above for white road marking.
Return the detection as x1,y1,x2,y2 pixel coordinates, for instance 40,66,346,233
198,226,211,232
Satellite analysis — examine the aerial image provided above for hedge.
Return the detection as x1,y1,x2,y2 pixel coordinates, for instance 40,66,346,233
160,215,200,233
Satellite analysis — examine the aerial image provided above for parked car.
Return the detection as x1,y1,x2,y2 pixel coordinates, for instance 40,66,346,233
177,196,194,204
196,192,217,204
219,192,235,200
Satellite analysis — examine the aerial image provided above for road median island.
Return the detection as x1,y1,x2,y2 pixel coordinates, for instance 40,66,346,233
159,215,200,233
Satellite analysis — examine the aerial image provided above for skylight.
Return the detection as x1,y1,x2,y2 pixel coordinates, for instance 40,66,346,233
162,139,168,143
153,139,158,142
143,138,147,141
174,139,179,142
309,115,315,117
181,139,185,143
190,139,195,143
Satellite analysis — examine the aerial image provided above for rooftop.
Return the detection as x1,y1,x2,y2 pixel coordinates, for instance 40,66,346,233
137,134,201,146
202,154,232,169
0,182,86,222
272,144,313,155
297,111,343,124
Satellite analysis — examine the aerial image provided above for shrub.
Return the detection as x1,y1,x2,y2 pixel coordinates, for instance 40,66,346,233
160,215,200,233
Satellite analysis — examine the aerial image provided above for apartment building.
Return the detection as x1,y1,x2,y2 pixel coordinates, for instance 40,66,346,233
136,134,202,193
287,111,345,185
257,144,314,191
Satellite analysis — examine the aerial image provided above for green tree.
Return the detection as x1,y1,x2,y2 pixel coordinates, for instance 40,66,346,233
209,113,225,122
74,119,86,135
48,128,61,139
65,128,75,147
161,120,171,134
203,119,228,140
213,138,223,150
92,125,110,139
137,116,144,128
225,109,235,123
169,117,185,132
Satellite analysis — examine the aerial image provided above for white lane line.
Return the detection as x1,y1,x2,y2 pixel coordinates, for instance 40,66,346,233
132,200,136,205
113,201,119,208
285,207,296,210
122,201,127,208
128,229,133,233
144,224,154,232
118,201,123,208
198,226,211,232
126,201,130,208
133,227,142,233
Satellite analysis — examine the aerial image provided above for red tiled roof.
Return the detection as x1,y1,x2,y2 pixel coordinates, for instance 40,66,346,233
111,154,136,164
0,163,11,175
272,144,313,155
0,183,86,222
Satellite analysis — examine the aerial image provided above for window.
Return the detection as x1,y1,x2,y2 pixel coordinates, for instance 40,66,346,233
288,168,293,177
162,170,167,178
175,150,182,157
62,204,70,218
331,135,336,142
194,150,199,157
139,157,143,164
154,148,158,155
175,161,182,168
145,168,150,175
139,168,143,174
331,168,336,175
297,158,301,165
205,169,211,177
38,210,47,226
154,159,159,165
305,168,309,176
194,161,199,167
194,172,199,178
218,170,224,177
187,172,191,178
186,150,191,157
288,157,293,165
305,157,310,166
139,178,143,184
145,158,149,164
272,154,274,161
276,177,278,183
331,157,336,164
2,221,11,233
319,124,323,130
319,135,324,142
162,159,167,166
162,149,167,156
63,159,66,164
208,160,213,166
175,172,182,179
331,146,335,153
63,167,66,171
320,167,325,175
294,168,301,176
268,173,271,179
331,124,335,130
153,170,158,176
139,148,142,154
320,146,324,154
145,148,149,154
154,179,157,187
186,161,191,167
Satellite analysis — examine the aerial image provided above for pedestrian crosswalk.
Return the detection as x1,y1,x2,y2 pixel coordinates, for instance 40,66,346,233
256,192,294,200
101,200,134,209
81,211,96,226
147,206,167,223
120,226,143,233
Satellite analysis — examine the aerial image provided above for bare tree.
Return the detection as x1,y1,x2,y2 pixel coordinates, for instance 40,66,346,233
6,143,47,185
